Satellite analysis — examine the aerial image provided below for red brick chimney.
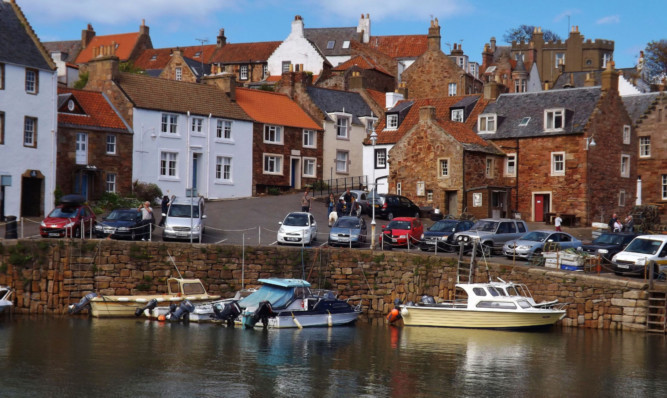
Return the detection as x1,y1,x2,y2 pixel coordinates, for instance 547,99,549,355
427,18,441,52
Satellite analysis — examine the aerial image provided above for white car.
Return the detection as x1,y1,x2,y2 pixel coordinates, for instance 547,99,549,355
277,212,318,245
611,235,667,276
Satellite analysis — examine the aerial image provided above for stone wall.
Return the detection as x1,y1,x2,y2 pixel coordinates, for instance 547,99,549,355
0,239,655,331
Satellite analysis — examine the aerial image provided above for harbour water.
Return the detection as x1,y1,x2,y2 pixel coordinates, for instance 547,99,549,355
1,316,666,397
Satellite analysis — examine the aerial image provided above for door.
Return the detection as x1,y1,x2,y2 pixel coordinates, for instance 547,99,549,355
21,176,42,217
290,157,301,189
75,133,88,165
74,173,89,200
191,153,200,196
534,195,544,222
446,191,458,217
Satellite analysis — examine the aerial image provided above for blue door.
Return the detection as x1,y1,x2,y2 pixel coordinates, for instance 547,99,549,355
291,158,297,188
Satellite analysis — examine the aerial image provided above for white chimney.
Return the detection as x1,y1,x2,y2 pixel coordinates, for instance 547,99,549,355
385,91,404,109
289,15,305,39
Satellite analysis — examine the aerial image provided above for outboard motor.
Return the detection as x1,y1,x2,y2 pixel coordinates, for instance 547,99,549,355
168,300,195,322
420,295,436,305
213,300,242,326
243,301,274,329
68,293,98,314
134,298,159,317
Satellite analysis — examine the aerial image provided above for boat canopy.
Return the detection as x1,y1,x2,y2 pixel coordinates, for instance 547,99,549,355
240,284,301,309
258,278,311,288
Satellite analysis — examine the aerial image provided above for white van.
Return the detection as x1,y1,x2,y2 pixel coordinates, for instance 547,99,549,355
162,196,206,241
611,235,667,276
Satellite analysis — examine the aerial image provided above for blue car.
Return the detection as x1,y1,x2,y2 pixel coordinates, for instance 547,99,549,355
328,216,367,247
420,219,474,252
94,209,152,240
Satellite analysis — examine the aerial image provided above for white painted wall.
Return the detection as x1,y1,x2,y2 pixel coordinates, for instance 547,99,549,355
362,142,392,194
132,108,253,200
322,114,367,181
0,63,57,217
267,17,328,76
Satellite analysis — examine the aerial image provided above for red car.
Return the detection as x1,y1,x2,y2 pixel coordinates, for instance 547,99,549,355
379,217,424,248
40,196,96,238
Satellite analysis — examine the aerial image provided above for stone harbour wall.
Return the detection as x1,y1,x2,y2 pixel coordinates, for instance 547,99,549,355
0,239,656,332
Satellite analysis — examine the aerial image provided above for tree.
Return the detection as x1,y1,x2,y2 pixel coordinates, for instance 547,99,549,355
643,40,667,82
503,25,561,43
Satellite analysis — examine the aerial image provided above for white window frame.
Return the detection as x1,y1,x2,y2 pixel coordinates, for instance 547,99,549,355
396,182,402,195
342,41,350,49
25,68,37,94
191,117,204,135
451,109,464,122
336,116,349,139
621,154,630,178
603,53,612,68
545,109,565,132
335,150,349,174
662,175,667,200
639,136,651,158
505,153,516,177
623,125,631,145
303,129,316,148
161,113,178,134
555,53,565,68
426,190,433,202
216,156,232,182
240,65,248,80
386,114,398,130
216,119,232,140
263,153,283,175
375,148,386,169
263,64,268,79
551,152,565,176
478,114,496,133
486,157,494,178
106,135,116,154
302,157,316,177
417,181,425,196
439,158,449,178
106,173,116,193
448,83,457,96
263,124,283,144
160,151,178,178
519,117,530,127
619,190,626,207
24,116,36,147
175,67,182,81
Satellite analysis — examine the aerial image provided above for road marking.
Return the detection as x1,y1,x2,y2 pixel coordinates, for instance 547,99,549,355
270,241,278,245
215,238,228,244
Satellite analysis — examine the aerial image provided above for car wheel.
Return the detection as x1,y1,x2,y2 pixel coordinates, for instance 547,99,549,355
387,212,394,220
131,230,137,240
529,249,544,266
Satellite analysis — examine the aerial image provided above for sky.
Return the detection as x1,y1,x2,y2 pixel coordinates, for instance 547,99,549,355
18,0,665,69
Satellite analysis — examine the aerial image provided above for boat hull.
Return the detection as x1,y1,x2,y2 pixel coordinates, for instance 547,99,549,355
245,310,360,329
400,306,565,329
90,294,220,318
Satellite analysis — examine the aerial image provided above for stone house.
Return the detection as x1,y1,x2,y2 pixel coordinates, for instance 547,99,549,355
622,92,667,221
133,44,216,81
233,87,323,194
209,37,281,86
479,63,635,225
74,21,153,67
0,0,58,219
56,88,132,200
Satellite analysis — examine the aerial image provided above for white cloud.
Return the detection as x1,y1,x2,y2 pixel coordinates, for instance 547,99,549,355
553,9,581,23
304,0,473,23
596,15,620,25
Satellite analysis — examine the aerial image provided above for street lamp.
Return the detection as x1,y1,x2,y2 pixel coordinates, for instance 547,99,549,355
370,125,378,250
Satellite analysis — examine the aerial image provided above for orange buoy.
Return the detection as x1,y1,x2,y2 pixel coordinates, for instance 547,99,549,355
157,314,166,321
386,308,400,323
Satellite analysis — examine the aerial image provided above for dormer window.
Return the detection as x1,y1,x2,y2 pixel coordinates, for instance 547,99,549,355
194,51,202,58
545,109,565,131
478,114,496,133
386,114,398,130
451,109,464,122
150,55,157,61
327,40,335,49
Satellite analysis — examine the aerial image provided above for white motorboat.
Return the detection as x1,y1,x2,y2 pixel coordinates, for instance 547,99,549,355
0,286,13,314
146,288,257,322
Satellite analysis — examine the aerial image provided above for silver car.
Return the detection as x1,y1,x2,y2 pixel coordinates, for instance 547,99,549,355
503,230,583,260
453,218,529,256
162,196,206,241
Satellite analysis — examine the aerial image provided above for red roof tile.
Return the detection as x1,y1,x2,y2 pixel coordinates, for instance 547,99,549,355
133,44,217,70
366,89,387,109
58,87,129,131
368,35,428,58
75,32,141,63
235,88,321,130
210,41,281,64
332,55,392,76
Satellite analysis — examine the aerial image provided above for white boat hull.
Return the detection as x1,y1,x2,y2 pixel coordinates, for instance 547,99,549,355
263,310,360,329
90,294,220,318
400,306,565,329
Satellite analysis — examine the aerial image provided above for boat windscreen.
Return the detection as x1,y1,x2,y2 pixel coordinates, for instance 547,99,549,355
182,283,206,295
240,285,294,309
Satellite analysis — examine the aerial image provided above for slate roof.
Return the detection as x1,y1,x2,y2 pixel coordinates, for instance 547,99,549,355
115,73,251,121
0,1,54,70
368,35,428,59
43,40,82,62
622,92,662,125
58,88,130,132
235,88,321,130
305,86,373,125
75,32,142,63
332,55,392,76
552,71,601,89
209,41,281,64
481,87,603,139
304,27,358,57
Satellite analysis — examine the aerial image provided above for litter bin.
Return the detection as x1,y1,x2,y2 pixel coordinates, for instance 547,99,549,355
4,215,17,239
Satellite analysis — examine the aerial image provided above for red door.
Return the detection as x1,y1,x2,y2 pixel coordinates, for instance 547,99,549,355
534,195,544,222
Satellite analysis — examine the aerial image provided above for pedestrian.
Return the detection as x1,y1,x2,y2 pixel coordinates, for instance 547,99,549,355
349,196,358,216
301,188,311,212
608,213,618,231
336,198,346,218
554,213,563,232
138,201,153,241
159,195,169,227
343,188,352,213
613,219,623,232
327,193,336,227
623,215,634,232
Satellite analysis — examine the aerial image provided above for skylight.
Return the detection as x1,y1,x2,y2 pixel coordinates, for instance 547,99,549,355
327,40,335,49
519,117,530,127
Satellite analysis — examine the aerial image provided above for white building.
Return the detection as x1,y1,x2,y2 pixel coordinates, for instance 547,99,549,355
267,16,330,77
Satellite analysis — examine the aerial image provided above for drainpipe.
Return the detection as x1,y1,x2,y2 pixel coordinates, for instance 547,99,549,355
206,113,212,198
462,150,466,213
186,111,191,197
515,137,519,217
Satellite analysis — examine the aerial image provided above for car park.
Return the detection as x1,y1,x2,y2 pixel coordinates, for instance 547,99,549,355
94,208,152,240
328,216,367,247
40,195,96,238
277,212,318,245
503,230,582,260
420,219,475,252
338,190,370,216
162,196,206,241
580,232,639,262
372,194,421,220
379,217,424,248
611,235,667,277
453,218,529,256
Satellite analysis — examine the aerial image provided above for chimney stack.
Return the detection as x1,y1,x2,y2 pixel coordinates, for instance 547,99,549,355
427,18,441,52
81,23,95,49
85,55,120,91
419,106,436,122
484,80,501,100
202,73,236,101
139,19,149,36
217,28,227,47
601,61,619,93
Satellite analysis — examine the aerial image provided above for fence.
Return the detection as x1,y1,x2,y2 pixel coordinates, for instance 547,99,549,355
311,176,368,197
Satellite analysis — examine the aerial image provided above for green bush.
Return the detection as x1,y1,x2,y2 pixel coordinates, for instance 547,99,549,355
133,181,163,205
311,180,329,191
95,192,141,213
268,187,281,195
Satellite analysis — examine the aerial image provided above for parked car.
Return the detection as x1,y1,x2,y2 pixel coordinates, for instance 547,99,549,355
611,235,667,277
420,219,475,252
162,196,206,241
94,209,152,240
453,218,529,256
379,217,424,248
503,230,582,260
580,232,639,263
40,195,96,238
338,190,370,216
372,194,421,220
328,216,367,247
277,212,318,245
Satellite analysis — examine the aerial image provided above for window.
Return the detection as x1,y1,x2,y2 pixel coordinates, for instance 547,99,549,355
448,83,457,96
640,136,651,157
106,173,116,193
427,190,433,202
486,158,494,178
451,109,464,122
623,125,631,144
439,159,449,177
175,67,182,81
25,68,38,94
263,154,282,174
478,114,496,133
240,65,248,80
263,125,283,144
335,151,348,173
282,61,291,73
194,51,202,58
24,117,37,147
216,156,232,181
160,152,178,177
303,129,316,148
327,40,335,49
515,79,526,93
106,135,116,154
263,64,268,79
417,181,425,196
150,55,157,61
336,116,349,139
551,152,565,176
505,153,516,177
375,148,386,169
619,190,626,207
545,109,565,131
555,53,565,68
342,41,350,49
217,120,232,140
161,113,178,134
191,117,204,134
0,112,4,145
303,158,316,177
519,117,530,127
662,175,667,200
621,154,630,177
603,53,612,68
0,63,4,90
386,114,398,130
396,182,402,195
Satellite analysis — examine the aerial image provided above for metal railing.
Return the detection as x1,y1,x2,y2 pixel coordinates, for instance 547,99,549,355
310,176,368,197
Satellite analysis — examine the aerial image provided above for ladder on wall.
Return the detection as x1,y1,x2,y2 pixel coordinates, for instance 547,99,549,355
456,241,475,285
646,289,666,333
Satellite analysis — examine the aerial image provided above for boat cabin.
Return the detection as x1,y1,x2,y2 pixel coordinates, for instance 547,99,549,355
168,278,208,296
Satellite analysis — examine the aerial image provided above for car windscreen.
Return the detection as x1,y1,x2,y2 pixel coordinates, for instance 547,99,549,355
168,204,200,218
106,210,139,221
284,214,309,226
387,220,411,230
470,220,498,232
519,231,550,242
335,218,361,229
430,220,458,232
593,234,626,245
49,207,78,218
623,238,663,255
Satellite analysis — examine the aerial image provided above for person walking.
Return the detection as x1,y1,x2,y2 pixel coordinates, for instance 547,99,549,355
623,215,634,232
159,195,170,227
608,213,618,231
554,214,563,232
343,189,352,214
327,193,337,227
301,188,311,212
336,198,346,218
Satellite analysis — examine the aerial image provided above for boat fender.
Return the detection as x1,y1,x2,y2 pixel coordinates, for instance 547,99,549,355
400,307,410,318
386,308,401,323
68,292,98,314
292,312,303,329
327,310,333,327
134,298,159,317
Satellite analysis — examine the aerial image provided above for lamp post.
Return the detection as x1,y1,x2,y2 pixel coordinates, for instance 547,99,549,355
370,127,378,250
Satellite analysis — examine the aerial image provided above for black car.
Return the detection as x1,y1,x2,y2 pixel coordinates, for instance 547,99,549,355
94,209,152,240
372,194,421,220
580,232,639,262
420,219,475,252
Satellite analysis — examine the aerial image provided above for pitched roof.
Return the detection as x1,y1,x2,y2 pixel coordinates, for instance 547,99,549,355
305,86,373,125
0,1,55,70
482,87,603,139
133,47,174,70
304,27,358,57
57,87,129,132
75,32,141,63
367,35,428,59
235,88,321,130
332,55,392,76
116,73,251,121
43,40,82,63
622,92,663,125
365,89,387,109
209,41,281,64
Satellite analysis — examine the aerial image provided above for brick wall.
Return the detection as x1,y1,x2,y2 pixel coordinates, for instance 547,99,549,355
636,94,667,217
401,50,466,99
